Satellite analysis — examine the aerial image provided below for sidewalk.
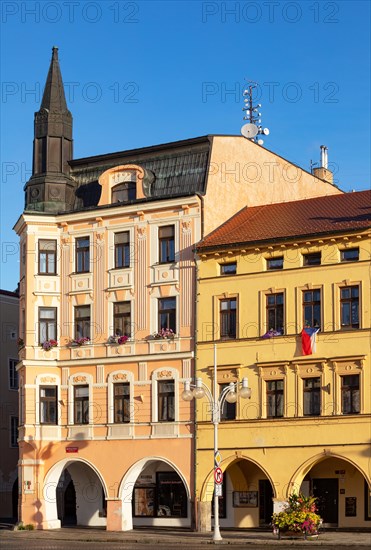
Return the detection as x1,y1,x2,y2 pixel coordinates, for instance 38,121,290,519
1,527,371,546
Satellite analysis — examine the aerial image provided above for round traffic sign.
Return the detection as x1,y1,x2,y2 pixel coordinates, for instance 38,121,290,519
214,467,223,485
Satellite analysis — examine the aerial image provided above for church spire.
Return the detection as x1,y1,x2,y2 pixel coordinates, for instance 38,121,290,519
25,47,75,213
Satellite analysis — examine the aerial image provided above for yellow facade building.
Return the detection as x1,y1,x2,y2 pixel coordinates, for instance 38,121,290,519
195,191,371,530
14,47,342,531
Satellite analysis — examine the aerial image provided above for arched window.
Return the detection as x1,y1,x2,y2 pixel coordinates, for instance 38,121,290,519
112,182,136,203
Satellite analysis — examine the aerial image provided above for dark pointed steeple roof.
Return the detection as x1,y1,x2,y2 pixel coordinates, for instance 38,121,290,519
24,47,75,213
40,46,68,113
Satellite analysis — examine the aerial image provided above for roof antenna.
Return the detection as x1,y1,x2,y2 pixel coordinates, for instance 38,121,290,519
241,81,270,146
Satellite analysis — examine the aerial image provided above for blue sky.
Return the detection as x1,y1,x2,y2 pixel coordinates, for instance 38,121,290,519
1,0,370,291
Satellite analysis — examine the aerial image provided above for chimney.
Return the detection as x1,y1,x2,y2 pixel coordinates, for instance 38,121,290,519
313,145,333,184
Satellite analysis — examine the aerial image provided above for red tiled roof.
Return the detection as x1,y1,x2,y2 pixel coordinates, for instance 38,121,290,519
198,190,371,251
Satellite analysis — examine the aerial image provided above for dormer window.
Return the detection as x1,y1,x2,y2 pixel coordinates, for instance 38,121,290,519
112,182,136,203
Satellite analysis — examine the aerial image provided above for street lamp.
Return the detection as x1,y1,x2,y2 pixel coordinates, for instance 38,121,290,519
182,344,252,542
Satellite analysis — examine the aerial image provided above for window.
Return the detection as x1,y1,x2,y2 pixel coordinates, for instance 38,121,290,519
220,298,237,339
113,302,131,337
114,383,130,423
74,306,91,340
158,380,175,422
267,380,284,418
341,248,359,262
220,263,237,275
267,257,283,270
341,375,360,414
114,231,130,268
76,237,90,273
10,416,18,447
9,359,18,390
266,293,284,334
112,182,136,203
40,386,57,424
220,383,236,420
303,252,321,266
133,472,187,518
158,298,176,333
159,225,175,263
303,289,321,328
74,385,89,424
340,286,359,329
38,239,57,274
303,377,321,416
39,307,57,343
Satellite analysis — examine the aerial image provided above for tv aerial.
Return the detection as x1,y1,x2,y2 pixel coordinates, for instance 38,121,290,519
240,81,270,145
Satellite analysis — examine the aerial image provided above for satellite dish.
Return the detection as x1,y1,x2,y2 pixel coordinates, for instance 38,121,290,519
241,123,258,139
257,139,264,146
263,128,270,136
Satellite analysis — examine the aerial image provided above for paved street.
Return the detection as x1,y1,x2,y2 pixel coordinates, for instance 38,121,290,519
1,528,371,550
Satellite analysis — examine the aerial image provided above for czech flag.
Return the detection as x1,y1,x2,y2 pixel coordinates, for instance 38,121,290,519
301,327,320,355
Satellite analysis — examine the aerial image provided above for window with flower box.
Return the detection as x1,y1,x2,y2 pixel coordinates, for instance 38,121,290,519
74,306,91,340
158,298,176,333
114,302,131,337
38,307,57,344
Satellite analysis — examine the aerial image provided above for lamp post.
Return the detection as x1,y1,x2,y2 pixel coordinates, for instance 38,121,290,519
182,344,252,542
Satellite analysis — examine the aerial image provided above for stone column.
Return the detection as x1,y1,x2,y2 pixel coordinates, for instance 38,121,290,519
197,500,211,532
106,499,122,531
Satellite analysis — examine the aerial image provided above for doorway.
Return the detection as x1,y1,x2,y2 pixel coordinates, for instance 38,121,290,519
312,478,338,525
259,479,273,526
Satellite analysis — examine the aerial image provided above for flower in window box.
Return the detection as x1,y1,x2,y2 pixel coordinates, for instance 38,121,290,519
153,328,175,340
71,337,90,346
41,339,58,351
117,335,128,345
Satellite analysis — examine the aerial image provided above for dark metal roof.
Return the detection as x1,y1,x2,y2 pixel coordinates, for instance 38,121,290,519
70,137,211,208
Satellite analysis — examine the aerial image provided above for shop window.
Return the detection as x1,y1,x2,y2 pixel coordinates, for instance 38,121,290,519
158,297,176,333
303,377,321,416
112,182,136,203
113,302,131,337
340,286,359,329
341,374,360,414
114,383,130,423
220,383,236,420
9,358,18,390
220,298,237,339
133,472,187,518
159,225,175,263
74,385,89,424
266,293,284,334
40,386,57,424
114,231,130,268
267,257,283,270
158,380,175,422
341,248,359,262
220,262,236,275
303,252,321,266
74,305,91,340
38,307,57,343
75,237,90,273
303,289,321,329
38,239,57,274
267,380,284,418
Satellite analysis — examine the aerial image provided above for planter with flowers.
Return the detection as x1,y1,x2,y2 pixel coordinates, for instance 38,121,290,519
152,328,175,340
272,493,321,539
108,335,129,345
70,337,90,347
41,339,58,351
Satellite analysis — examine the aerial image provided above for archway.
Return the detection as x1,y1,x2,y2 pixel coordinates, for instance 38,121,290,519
43,458,107,529
119,457,191,531
291,454,371,528
200,457,275,529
